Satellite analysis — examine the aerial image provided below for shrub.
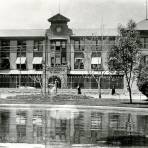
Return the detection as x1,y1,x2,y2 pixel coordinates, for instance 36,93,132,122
138,81,148,97
137,65,148,98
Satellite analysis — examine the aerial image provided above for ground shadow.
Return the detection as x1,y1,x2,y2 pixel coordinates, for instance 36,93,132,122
105,135,148,146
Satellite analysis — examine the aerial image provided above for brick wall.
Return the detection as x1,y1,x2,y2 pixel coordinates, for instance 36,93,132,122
10,40,17,70
26,40,33,70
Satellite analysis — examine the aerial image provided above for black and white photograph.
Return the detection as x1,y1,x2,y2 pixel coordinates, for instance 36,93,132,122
0,0,147,147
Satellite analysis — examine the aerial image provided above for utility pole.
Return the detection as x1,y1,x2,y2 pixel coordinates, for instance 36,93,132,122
146,0,148,20
44,32,48,95
98,18,104,99
58,0,61,14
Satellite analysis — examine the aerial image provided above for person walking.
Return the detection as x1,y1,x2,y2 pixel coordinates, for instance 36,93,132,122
111,85,115,95
77,85,81,94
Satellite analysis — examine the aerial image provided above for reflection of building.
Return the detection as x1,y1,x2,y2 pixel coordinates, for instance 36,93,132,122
0,108,141,145
0,13,147,89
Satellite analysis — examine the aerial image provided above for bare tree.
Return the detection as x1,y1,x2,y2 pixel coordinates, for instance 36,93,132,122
29,74,43,95
84,35,107,99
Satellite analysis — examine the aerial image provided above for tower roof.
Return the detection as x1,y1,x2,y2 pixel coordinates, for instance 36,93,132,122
48,13,70,23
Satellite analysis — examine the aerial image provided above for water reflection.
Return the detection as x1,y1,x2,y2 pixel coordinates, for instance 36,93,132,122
0,108,148,147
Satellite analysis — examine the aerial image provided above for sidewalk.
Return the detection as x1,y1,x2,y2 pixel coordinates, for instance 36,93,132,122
86,93,147,101
0,88,146,101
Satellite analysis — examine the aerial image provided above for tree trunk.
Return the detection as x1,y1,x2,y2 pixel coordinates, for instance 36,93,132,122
98,77,101,99
128,85,132,104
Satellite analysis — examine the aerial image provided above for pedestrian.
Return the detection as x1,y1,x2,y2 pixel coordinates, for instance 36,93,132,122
77,85,81,94
111,85,115,95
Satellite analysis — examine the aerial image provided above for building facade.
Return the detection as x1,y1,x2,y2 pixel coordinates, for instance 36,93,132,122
0,13,147,90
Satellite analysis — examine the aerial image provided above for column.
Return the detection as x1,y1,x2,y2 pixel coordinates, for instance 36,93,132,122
26,110,33,143
84,38,91,71
9,109,17,142
42,40,45,64
102,37,109,70
71,40,74,70
26,40,33,70
102,50,108,71
10,40,17,70
47,40,51,67
67,38,71,68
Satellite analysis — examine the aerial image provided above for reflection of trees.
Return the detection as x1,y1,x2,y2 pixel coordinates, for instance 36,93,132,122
109,113,136,137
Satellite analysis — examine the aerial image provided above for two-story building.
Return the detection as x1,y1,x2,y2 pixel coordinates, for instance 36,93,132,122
0,13,147,90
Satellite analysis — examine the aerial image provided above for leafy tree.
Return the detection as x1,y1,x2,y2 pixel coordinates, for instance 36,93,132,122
137,65,148,98
107,20,141,103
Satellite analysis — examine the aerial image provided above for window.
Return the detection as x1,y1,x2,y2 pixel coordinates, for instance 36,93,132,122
61,41,66,48
16,57,26,70
140,38,144,48
74,59,84,69
91,64,101,70
17,40,26,57
1,40,10,58
33,64,42,70
55,55,61,65
108,37,115,49
74,40,80,50
51,57,55,67
33,40,43,57
91,52,102,70
32,57,42,70
0,40,10,70
74,52,84,69
50,40,67,66
56,41,60,46
90,40,97,51
0,59,10,70
80,39,85,51
145,38,148,48
17,64,26,70
140,38,148,48
144,55,148,64
61,47,66,65
51,41,56,51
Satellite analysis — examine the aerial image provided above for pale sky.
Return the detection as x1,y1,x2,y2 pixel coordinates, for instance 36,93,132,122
0,0,146,29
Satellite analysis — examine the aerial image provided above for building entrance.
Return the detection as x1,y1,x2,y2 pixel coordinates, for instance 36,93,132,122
48,76,61,88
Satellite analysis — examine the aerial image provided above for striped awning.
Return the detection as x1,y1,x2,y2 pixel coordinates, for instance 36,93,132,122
32,57,42,64
15,57,26,64
91,57,101,64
